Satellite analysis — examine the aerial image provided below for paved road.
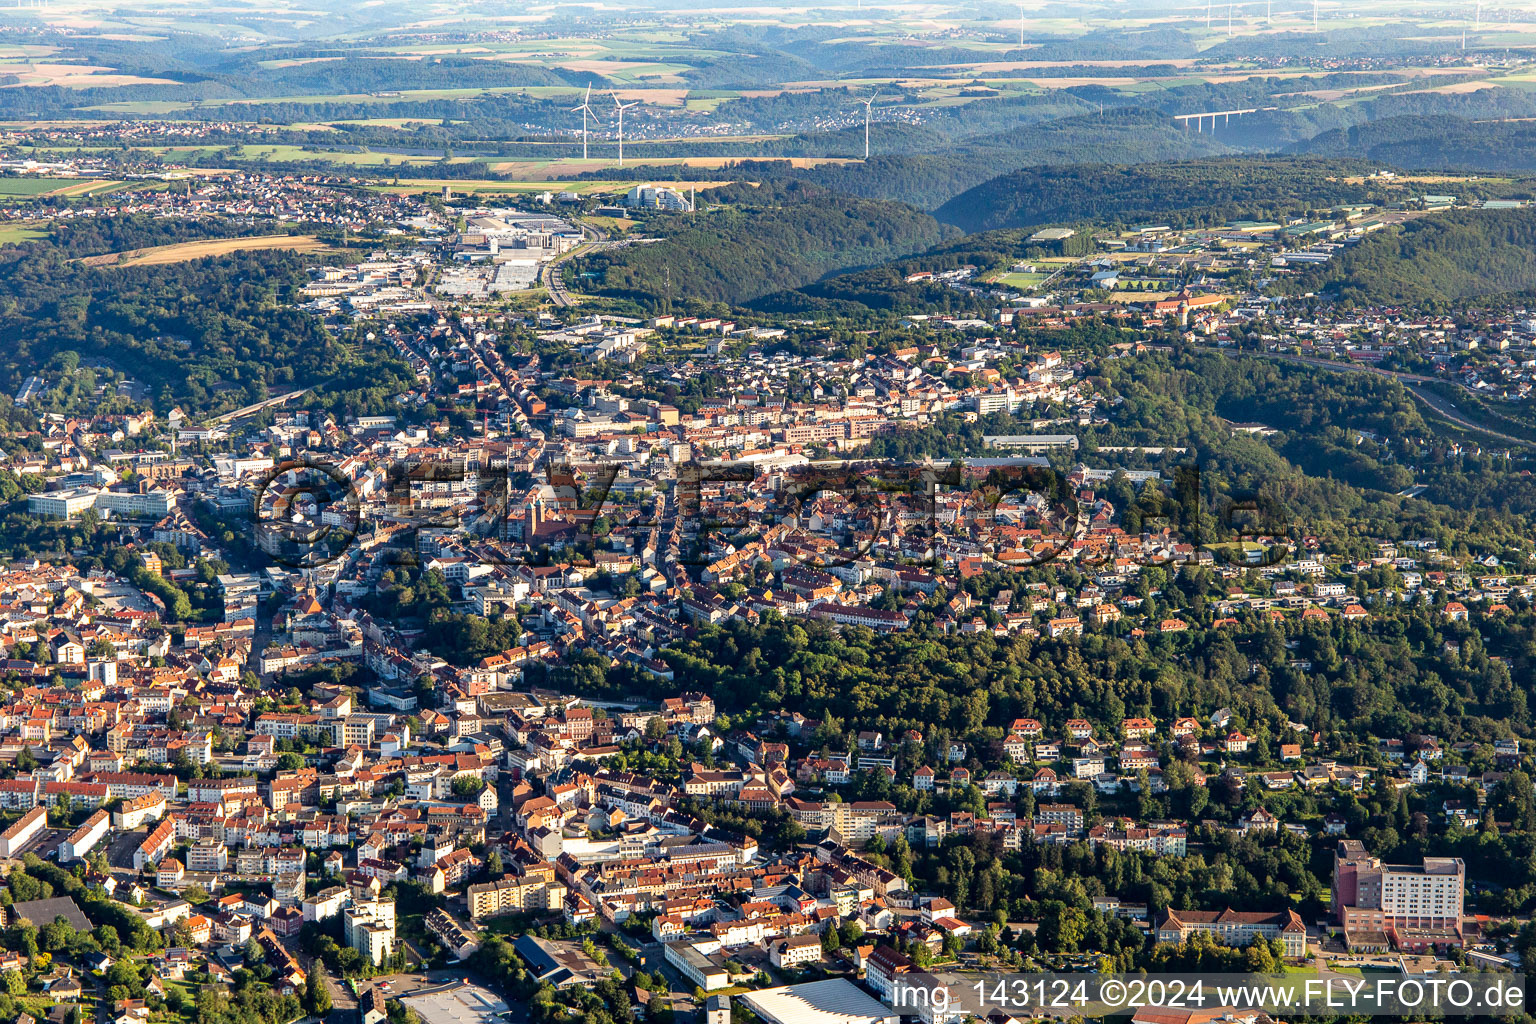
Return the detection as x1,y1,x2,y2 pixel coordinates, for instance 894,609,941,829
277,933,356,1016
211,387,313,426
540,253,578,308
540,219,612,308
1227,349,1535,447
104,828,146,870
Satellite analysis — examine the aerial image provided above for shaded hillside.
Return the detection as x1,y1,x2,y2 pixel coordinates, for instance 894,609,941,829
1292,115,1536,172
0,230,415,419
932,156,1385,232
757,228,1069,316
801,108,1230,208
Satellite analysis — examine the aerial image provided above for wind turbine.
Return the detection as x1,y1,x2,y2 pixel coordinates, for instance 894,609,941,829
570,84,597,161
855,90,879,159
610,91,640,167
1018,2,1025,46
1312,0,1318,30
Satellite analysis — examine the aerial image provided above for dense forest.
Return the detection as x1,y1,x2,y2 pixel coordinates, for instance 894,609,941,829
654,602,1524,770
577,181,957,306
1095,349,1536,558
0,217,415,418
1293,207,1536,307
932,156,1389,233
842,110,1232,210
577,157,1416,294
755,227,1070,315
558,121,1249,218
1295,114,1536,172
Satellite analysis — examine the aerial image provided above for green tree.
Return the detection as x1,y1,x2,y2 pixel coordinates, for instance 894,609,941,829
305,964,333,1016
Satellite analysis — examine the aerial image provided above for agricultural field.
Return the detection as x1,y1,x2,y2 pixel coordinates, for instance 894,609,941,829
0,225,48,245
0,60,177,88
46,179,130,198
487,154,851,178
75,234,334,268
0,177,125,198
75,101,196,115
364,178,735,198
0,178,75,197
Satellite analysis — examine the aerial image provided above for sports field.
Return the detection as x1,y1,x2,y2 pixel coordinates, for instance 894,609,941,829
996,272,1050,289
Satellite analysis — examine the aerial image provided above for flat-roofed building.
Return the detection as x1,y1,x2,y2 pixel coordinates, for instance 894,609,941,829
344,897,396,967
664,941,731,992
466,877,565,920
740,980,899,1024
982,434,1079,453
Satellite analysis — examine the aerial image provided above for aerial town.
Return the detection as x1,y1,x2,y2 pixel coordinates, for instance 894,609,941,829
0,155,1533,1024
4,2,1536,1023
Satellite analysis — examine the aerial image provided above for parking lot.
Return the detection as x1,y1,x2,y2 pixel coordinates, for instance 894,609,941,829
104,828,147,870
16,827,69,862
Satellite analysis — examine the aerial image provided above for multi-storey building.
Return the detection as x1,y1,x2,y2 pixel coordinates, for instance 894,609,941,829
1332,840,1465,951
1155,907,1308,958
344,897,397,966
465,877,567,920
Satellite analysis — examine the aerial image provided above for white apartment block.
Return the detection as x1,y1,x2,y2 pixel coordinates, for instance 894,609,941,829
345,897,397,966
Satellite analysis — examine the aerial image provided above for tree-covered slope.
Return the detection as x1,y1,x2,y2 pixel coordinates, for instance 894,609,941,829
1292,115,1536,172
577,181,958,306
0,217,415,419
1293,207,1536,307
564,109,1234,212
932,156,1386,233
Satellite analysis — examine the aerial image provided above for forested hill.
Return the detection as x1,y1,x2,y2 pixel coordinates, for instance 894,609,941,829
1290,115,1536,172
576,181,957,307
932,156,1385,233
564,110,1233,212
0,216,417,420
796,109,1232,210
758,228,1067,316
1291,207,1536,308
